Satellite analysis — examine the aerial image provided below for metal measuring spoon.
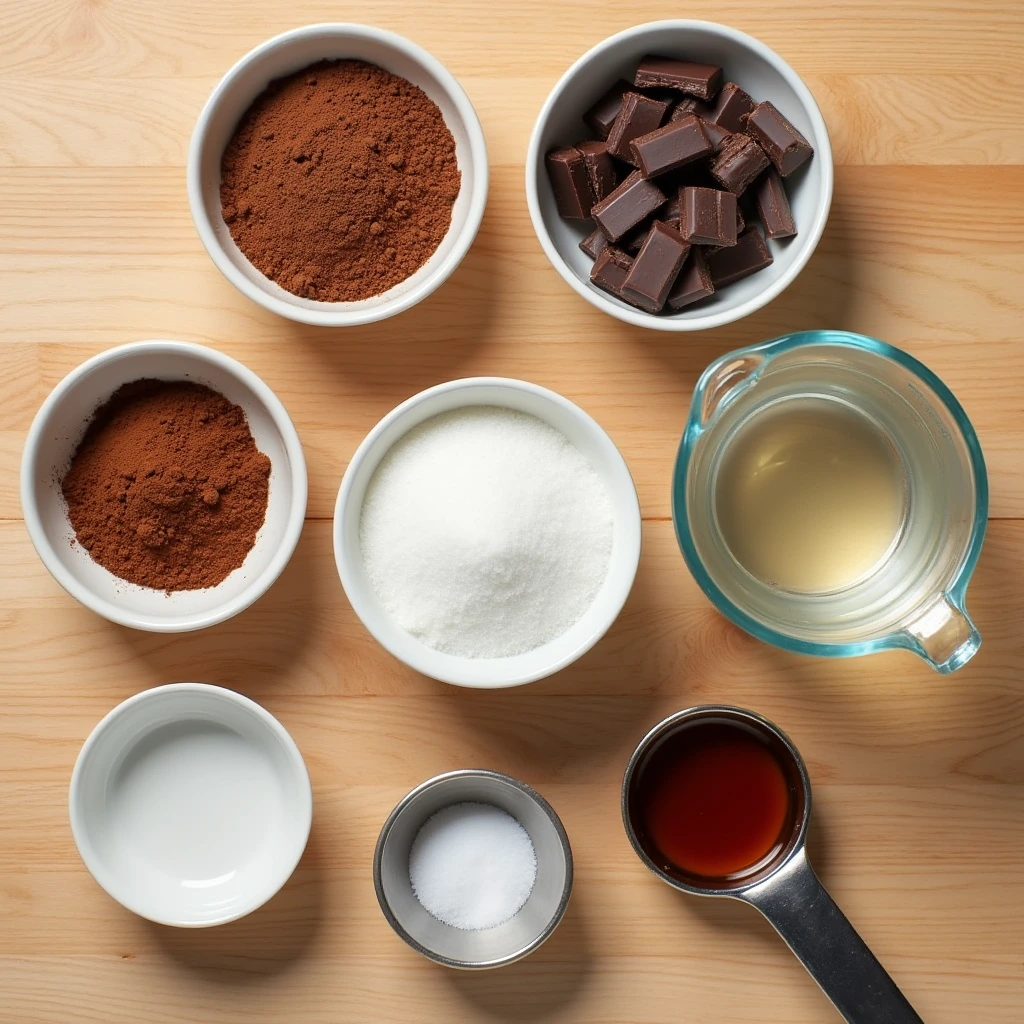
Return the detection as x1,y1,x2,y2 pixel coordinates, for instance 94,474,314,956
622,705,923,1023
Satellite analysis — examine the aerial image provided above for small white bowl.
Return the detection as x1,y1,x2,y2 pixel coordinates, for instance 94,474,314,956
21,340,307,632
188,23,489,327
70,683,312,928
334,378,642,688
525,20,833,332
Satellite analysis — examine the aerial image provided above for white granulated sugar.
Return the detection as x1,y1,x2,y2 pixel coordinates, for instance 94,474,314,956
408,802,538,931
359,405,614,658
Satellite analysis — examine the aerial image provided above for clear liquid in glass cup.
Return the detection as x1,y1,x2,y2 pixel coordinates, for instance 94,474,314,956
674,331,988,673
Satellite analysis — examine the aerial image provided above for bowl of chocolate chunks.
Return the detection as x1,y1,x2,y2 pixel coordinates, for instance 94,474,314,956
526,20,833,330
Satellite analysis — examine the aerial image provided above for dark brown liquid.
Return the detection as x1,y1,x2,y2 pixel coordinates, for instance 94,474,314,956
629,717,802,886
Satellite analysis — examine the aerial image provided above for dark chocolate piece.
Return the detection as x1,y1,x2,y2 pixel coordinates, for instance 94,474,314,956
620,219,651,254
606,92,669,163
667,247,714,309
754,168,797,238
638,85,682,104
622,221,691,313
661,190,681,224
590,248,648,310
681,186,738,247
590,247,634,299
702,82,755,134
583,79,632,139
709,132,769,194
706,227,773,285
579,227,610,260
699,119,731,152
669,95,708,122
735,203,746,235
634,56,723,101
590,170,666,241
576,140,618,203
744,101,814,177
545,146,594,220
629,116,712,178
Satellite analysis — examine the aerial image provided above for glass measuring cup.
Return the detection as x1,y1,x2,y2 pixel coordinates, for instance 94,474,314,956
673,330,987,673
622,706,923,1023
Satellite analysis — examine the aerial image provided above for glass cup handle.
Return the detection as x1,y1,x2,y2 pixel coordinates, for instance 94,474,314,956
695,354,766,430
903,594,981,674
741,849,923,1023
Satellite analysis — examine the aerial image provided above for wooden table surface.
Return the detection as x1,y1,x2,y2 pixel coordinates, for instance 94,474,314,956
2,1,1023,1021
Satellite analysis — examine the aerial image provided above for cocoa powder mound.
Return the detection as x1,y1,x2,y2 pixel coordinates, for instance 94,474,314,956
220,59,461,302
61,380,271,592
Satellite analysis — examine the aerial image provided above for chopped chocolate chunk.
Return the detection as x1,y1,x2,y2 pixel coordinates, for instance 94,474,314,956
591,170,666,241
709,132,769,194
669,95,708,122
660,189,681,227
699,119,732,152
743,101,814,177
576,140,618,202
667,247,715,309
634,56,723,100
701,82,755,134
754,168,797,238
620,219,652,254
583,79,632,139
622,221,691,313
606,92,669,163
579,227,610,260
706,226,773,285
545,146,594,220
681,186,738,247
630,116,712,178
590,248,647,309
590,247,633,297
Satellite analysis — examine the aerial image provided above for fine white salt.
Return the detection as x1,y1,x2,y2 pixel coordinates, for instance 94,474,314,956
359,406,614,658
408,802,538,931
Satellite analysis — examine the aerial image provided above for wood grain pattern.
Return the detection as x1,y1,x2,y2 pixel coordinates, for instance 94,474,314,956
1,1,1022,1021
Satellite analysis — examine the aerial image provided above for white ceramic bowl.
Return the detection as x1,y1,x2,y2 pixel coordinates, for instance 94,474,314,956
188,23,488,326
21,340,307,632
70,683,312,928
525,20,833,331
334,378,642,687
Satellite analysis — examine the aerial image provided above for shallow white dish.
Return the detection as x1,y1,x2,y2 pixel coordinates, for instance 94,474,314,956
188,23,489,326
525,20,833,331
69,683,312,928
20,340,307,632
334,377,642,688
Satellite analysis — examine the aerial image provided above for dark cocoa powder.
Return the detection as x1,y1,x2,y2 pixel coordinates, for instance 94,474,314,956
220,59,461,302
61,380,271,591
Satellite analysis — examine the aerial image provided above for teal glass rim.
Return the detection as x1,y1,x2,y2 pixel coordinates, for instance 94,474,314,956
671,329,989,661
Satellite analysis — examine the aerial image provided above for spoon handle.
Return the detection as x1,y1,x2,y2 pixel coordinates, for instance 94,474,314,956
742,849,923,1023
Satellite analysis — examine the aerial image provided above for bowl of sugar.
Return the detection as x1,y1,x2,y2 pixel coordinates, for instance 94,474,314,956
333,377,642,687
373,769,573,969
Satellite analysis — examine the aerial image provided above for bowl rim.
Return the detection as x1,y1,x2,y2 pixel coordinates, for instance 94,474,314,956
524,18,834,332
186,22,489,327
332,376,642,688
372,768,574,969
20,339,308,633
68,682,313,928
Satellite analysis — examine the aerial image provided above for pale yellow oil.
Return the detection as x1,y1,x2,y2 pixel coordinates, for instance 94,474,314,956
713,397,907,593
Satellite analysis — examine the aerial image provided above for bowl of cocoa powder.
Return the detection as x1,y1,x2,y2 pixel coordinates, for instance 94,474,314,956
188,24,488,326
21,341,307,632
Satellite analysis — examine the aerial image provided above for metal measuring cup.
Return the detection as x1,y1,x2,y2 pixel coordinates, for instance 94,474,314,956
622,706,923,1023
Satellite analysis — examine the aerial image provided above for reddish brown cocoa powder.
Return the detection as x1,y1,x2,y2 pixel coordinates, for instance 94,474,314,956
220,59,461,302
61,380,271,591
